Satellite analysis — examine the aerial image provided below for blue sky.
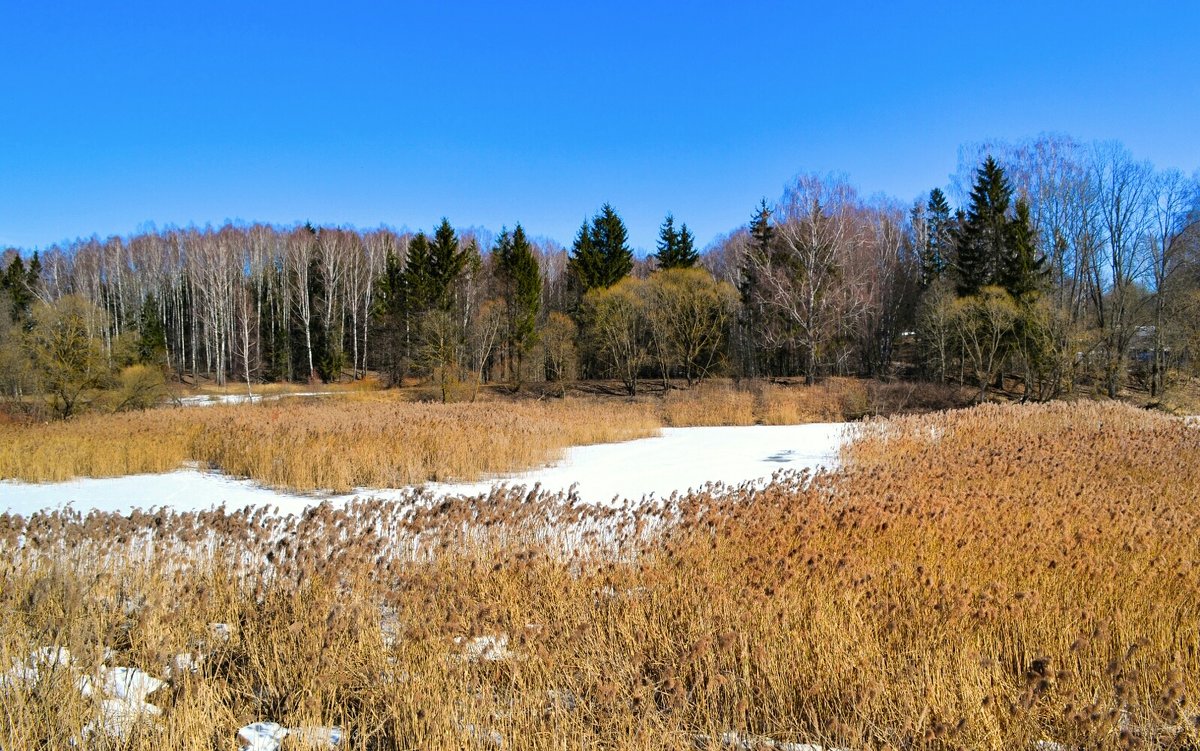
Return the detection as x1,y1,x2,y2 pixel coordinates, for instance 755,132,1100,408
2,1,1197,253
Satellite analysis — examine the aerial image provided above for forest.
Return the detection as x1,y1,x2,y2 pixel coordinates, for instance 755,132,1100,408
1,134,1198,417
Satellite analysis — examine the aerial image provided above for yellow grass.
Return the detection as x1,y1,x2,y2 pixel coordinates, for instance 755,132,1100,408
2,401,1197,749
0,379,968,492
0,395,659,492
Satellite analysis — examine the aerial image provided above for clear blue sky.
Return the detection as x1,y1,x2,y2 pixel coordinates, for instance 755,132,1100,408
2,1,1197,253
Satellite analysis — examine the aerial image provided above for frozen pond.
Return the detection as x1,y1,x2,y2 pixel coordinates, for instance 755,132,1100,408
1,423,849,517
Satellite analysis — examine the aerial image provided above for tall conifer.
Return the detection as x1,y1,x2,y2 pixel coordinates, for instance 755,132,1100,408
654,213,699,269
568,204,633,292
955,156,1014,296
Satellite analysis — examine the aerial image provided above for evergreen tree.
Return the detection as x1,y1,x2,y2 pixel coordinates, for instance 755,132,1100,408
428,218,470,310
374,243,408,381
402,232,436,314
136,293,168,364
654,213,699,269
955,156,1014,296
1001,199,1045,300
495,223,541,384
2,255,33,323
567,219,601,294
677,223,696,267
568,203,632,292
738,199,776,377
923,188,953,285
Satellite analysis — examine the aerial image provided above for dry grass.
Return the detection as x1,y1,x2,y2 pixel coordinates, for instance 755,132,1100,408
0,395,659,492
2,401,1198,749
660,378,969,427
0,379,967,493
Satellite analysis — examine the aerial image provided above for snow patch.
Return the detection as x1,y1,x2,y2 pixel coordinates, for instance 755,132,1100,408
2,423,848,516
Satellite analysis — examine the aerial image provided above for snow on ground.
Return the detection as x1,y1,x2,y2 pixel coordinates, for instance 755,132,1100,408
177,391,333,407
423,423,847,504
0,423,849,517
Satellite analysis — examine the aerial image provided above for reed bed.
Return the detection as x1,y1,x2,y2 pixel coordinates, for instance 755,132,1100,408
2,401,1198,749
0,396,659,492
0,380,965,492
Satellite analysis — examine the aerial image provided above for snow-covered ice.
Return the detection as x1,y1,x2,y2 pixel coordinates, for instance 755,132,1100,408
178,391,332,407
1,423,848,516
423,423,847,503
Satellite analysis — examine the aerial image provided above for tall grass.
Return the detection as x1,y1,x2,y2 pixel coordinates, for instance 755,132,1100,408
0,380,968,492
0,396,660,492
2,401,1197,749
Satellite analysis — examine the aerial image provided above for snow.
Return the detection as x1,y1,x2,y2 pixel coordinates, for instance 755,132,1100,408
177,391,332,407
0,423,848,516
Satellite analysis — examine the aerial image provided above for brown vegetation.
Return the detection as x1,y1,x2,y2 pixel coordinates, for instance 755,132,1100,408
2,401,1198,749
0,395,659,492
0,379,969,492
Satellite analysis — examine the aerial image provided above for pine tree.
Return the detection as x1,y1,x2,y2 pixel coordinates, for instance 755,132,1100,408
955,156,1014,296
654,213,699,269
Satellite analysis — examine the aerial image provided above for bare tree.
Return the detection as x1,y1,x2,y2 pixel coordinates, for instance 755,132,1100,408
1146,169,1200,397
1089,143,1153,397
745,175,863,383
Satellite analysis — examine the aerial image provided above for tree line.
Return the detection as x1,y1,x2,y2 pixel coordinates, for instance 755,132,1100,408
1,134,1197,416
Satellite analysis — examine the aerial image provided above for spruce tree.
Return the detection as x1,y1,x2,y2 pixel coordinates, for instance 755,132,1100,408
1001,199,1045,300
676,223,697,267
955,156,1014,296
2,255,32,323
402,232,435,314
374,243,407,381
568,204,633,292
739,199,776,377
495,223,541,383
923,188,953,285
136,294,168,364
428,218,469,310
591,203,633,286
654,213,699,269
567,219,600,294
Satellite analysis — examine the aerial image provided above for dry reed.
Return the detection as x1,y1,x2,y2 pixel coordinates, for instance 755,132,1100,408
2,401,1197,749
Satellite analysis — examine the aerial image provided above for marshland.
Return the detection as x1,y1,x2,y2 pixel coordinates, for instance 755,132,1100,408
6,4,1200,750
5,401,1200,750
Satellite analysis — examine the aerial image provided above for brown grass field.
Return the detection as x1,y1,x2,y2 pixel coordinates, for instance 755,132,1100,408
2,401,1198,749
0,378,967,492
